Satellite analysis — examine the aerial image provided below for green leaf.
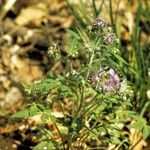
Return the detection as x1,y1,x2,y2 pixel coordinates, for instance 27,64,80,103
78,0,90,23
47,142,55,149
23,79,59,96
132,115,147,124
33,141,48,150
29,104,41,117
41,113,50,122
60,85,70,92
97,126,107,134
112,52,128,65
47,71,54,78
41,111,57,122
58,84,74,98
111,136,121,144
67,38,79,57
67,1,86,28
66,29,81,40
131,122,143,131
142,125,150,139
110,98,119,104
37,104,45,111
72,117,83,132
11,109,29,119
11,103,43,119
76,27,86,42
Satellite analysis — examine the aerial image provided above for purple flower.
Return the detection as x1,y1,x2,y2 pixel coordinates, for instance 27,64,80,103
104,33,116,44
103,69,120,92
103,79,115,92
109,69,119,83
88,67,123,93
92,18,108,28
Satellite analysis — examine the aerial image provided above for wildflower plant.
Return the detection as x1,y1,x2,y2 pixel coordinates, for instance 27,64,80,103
11,18,150,149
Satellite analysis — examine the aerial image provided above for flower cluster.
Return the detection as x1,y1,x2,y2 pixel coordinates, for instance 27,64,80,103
92,18,109,28
103,69,120,92
92,18,117,44
104,33,116,44
88,67,129,95
84,42,93,52
48,42,61,60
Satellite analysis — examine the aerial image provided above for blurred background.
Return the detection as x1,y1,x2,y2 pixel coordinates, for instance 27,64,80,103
0,0,149,149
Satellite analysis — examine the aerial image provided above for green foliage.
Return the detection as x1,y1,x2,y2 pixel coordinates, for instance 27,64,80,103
68,0,150,112
33,140,57,150
11,103,43,119
11,3,150,149
11,102,57,123
22,79,59,96
128,1,149,109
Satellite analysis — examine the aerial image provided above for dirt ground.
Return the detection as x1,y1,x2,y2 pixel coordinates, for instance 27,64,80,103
0,0,73,149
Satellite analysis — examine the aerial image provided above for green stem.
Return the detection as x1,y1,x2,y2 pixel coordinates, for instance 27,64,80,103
73,85,84,120
86,50,94,79
54,123,66,150
67,85,85,149
140,101,150,117
97,0,105,17
92,0,105,18
109,0,117,33
81,97,100,117
114,0,121,26
92,0,98,18
116,140,127,150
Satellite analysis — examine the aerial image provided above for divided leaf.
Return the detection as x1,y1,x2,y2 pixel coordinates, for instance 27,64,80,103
23,79,59,96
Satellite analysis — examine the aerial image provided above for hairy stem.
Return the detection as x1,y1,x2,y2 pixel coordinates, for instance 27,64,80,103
54,123,66,150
